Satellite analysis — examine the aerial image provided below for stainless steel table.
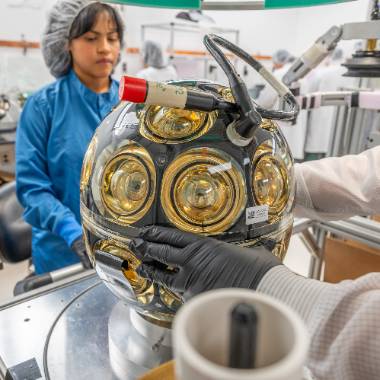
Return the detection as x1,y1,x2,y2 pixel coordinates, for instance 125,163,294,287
0,271,171,380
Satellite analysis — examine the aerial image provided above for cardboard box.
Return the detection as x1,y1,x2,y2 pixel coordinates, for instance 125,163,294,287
324,236,380,283
138,360,175,380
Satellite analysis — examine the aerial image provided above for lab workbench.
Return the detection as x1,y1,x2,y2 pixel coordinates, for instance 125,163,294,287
0,269,169,380
1,217,380,379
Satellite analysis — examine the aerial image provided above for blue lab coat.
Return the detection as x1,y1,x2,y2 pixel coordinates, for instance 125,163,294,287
16,69,119,274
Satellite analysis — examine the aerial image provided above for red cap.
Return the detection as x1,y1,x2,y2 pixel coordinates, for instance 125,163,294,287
119,76,147,103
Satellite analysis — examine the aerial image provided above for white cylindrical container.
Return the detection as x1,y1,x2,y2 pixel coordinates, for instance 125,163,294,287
173,289,309,380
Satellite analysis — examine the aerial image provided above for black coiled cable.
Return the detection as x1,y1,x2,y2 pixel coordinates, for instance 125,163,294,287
203,34,299,122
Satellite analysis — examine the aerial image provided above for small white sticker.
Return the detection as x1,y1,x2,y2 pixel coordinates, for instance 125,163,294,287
246,205,269,225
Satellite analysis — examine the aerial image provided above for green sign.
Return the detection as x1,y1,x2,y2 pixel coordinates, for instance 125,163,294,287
107,0,354,9
265,0,353,8
109,0,200,8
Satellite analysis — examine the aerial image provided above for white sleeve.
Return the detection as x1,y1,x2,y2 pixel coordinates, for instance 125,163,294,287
258,266,380,380
255,84,278,109
294,146,380,220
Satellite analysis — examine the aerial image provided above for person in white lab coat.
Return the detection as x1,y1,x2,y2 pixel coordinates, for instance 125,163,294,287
256,49,313,160
305,48,356,157
136,40,178,82
256,49,295,109
130,146,380,380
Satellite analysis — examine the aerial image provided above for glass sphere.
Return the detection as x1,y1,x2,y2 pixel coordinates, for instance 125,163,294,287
80,81,295,324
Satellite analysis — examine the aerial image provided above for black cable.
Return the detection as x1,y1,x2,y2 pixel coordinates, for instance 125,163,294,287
204,34,259,121
203,34,299,122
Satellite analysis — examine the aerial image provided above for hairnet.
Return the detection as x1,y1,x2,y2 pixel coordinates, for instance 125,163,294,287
272,49,294,66
41,0,124,78
142,41,165,69
42,0,93,78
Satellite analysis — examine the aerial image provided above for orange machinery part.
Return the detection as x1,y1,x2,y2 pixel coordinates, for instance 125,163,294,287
0,40,271,61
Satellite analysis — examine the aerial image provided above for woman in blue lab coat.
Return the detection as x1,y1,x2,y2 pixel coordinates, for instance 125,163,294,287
16,0,124,274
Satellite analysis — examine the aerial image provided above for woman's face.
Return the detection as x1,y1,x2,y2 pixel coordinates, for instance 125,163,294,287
69,11,121,80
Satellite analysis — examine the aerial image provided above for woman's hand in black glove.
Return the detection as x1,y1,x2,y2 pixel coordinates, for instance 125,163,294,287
129,226,281,300
71,237,93,269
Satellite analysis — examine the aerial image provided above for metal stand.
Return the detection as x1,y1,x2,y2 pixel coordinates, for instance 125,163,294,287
0,272,172,380
141,21,239,79
109,305,172,380
294,216,380,280
328,90,379,157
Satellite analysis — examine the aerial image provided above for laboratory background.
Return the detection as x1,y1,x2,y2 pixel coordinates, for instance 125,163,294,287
0,0,379,379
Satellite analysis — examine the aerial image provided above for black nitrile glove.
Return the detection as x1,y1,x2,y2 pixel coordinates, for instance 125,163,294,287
129,226,281,300
71,237,92,269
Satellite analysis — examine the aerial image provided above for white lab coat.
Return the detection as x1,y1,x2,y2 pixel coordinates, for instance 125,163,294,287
259,146,380,380
278,71,317,160
135,65,178,82
305,64,355,154
255,64,291,109
294,146,380,220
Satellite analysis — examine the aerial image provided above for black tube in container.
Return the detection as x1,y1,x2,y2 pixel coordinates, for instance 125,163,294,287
228,302,258,369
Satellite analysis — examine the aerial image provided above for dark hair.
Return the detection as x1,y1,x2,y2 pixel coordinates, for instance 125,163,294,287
69,2,124,46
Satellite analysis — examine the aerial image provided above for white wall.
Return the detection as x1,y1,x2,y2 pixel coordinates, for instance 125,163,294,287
202,7,300,85
293,0,370,56
0,0,53,41
0,0,55,93
206,8,300,55
0,0,373,93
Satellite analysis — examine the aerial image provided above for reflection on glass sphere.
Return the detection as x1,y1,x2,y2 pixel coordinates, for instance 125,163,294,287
255,156,285,206
140,105,216,143
161,148,247,234
93,240,154,303
93,141,156,225
253,139,290,219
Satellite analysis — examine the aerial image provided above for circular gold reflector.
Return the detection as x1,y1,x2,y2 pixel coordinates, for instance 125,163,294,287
159,286,182,310
93,240,154,304
100,144,156,224
252,142,289,217
161,148,247,234
140,105,217,144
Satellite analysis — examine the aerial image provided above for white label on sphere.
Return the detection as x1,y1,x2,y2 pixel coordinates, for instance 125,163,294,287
246,205,269,225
